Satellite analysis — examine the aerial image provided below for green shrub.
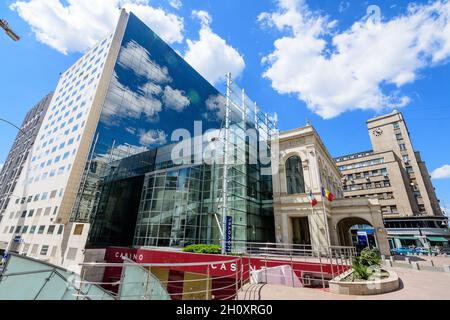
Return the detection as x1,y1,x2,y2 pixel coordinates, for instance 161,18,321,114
183,244,221,254
352,247,381,280
359,247,381,267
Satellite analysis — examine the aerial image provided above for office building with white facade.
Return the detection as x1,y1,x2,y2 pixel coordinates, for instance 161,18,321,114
0,10,276,271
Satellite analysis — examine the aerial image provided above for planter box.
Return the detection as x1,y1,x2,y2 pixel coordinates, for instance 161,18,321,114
329,269,399,295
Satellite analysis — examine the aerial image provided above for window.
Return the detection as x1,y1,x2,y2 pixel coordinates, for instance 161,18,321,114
73,224,84,235
47,225,55,234
399,143,407,151
285,156,305,195
38,225,45,234
50,190,57,199
30,226,36,234
28,210,34,217
57,225,64,235
40,245,49,256
393,122,400,129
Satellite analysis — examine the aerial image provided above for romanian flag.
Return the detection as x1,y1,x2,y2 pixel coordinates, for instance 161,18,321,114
322,187,335,202
308,191,318,207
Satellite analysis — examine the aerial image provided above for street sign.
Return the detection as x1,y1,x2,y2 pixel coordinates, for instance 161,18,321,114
225,216,232,253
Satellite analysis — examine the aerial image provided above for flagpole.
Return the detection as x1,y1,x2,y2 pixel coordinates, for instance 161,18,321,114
321,188,332,249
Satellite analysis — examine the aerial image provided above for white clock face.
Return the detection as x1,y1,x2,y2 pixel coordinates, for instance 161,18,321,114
373,128,383,136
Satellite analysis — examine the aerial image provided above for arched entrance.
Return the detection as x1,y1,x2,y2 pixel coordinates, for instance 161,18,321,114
336,217,376,251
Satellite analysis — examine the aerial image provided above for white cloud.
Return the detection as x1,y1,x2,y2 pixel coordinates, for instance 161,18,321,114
260,0,450,119
10,0,184,55
184,10,245,84
169,0,182,10
162,86,190,111
139,129,167,146
431,164,450,179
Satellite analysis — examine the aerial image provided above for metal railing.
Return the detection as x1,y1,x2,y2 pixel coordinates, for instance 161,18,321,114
75,243,356,300
79,257,244,300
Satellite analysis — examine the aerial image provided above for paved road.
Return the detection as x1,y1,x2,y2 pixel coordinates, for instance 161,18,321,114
239,266,450,300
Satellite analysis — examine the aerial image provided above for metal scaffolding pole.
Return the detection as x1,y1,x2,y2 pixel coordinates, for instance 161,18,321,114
221,73,232,255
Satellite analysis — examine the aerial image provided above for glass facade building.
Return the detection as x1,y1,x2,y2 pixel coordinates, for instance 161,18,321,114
65,12,277,250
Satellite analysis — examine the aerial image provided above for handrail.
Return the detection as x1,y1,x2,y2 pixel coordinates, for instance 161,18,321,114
79,257,242,268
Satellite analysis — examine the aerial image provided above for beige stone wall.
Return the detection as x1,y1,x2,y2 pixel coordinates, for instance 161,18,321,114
338,111,442,218
274,126,390,255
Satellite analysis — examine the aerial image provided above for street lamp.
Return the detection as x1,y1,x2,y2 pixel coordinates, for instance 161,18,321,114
0,118,26,135
0,19,20,41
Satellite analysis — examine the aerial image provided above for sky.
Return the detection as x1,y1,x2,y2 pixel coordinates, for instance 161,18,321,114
0,0,449,213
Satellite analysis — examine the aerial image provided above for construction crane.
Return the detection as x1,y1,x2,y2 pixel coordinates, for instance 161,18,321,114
0,19,20,41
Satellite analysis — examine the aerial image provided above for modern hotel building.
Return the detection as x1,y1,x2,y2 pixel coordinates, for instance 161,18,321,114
0,10,276,271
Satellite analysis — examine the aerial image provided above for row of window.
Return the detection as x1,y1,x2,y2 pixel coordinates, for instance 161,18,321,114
382,205,398,214
335,151,373,163
8,206,58,220
4,223,84,238
14,189,64,205
345,192,394,200
344,168,388,180
344,180,391,191
23,243,78,261
338,158,384,171
4,223,63,236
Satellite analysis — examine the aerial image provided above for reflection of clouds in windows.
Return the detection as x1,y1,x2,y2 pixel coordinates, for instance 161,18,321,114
204,94,226,121
139,129,167,147
96,143,148,162
162,86,190,112
125,127,136,135
118,40,172,84
101,73,162,123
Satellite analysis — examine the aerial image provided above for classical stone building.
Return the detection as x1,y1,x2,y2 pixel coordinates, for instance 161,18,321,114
272,125,390,256
334,111,448,248
335,111,442,218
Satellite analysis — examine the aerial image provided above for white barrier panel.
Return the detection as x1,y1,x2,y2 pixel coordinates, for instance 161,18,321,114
250,265,303,287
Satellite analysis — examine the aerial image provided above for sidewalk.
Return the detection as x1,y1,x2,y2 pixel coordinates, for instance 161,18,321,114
239,266,450,300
